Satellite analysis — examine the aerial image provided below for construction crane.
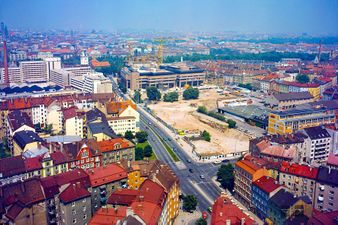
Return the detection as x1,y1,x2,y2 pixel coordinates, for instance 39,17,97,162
156,38,165,65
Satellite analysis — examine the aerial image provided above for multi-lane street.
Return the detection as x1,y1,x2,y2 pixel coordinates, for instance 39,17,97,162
139,108,222,212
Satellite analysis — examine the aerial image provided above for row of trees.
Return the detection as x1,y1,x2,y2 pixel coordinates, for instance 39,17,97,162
146,87,199,101
164,50,328,63
197,106,236,128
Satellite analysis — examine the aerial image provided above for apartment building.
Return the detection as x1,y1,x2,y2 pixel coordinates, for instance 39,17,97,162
43,57,62,81
87,138,135,165
234,155,270,209
59,183,92,225
87,164,128,213
70,72,112,93
50,69,74,87
303,126,332,163
314,166,338,211
252,176,283,220
279,161,318,201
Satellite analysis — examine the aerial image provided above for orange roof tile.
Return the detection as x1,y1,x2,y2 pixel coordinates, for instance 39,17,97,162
87,164,128,187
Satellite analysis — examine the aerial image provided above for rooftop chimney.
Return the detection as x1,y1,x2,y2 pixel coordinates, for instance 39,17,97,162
226,219,231,225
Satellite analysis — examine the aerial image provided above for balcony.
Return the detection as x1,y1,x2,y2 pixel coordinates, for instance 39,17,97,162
318,196,324,202
319,185,325,191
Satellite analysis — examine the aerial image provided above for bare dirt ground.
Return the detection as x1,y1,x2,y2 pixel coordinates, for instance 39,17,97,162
148,89,249,156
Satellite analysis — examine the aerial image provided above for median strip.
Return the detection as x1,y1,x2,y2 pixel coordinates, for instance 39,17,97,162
142,118,180,162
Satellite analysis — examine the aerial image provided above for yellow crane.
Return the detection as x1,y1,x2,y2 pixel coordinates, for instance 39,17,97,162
156,38,165,65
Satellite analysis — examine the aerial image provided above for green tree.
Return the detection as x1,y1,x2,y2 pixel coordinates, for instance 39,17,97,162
183,195,198,212
135,147,144,160
217,164,235,191
197,106,207,114
133,90,142,103
124,131,134,141
296,74,310,84
195,218,207,225
227,119,237,128
201,130,211,142
136,131,148,143
163,92,179,102
143,145,153,158
146,86,161,101
183,87,199,100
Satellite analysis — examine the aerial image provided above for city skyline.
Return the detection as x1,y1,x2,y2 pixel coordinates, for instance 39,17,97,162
1,0,338,35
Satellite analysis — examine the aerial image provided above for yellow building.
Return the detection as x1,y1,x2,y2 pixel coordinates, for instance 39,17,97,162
121,159,181,225
268,108,335,135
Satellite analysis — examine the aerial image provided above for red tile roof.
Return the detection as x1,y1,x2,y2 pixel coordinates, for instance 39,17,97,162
5,203,24,221
88,138,134,153
108,189,140,206
130,200,162,225
139,179,166,207
24,156,42,172
327,154,338,167
211,195,255,225
62,106,78,120
235,155,267,175
91,58,110,68
0,156,26,179
282,81,320,88
87,164,127,187
105,100,137,115
252,176,281,194
50,151,68,165
59,183,91,204
89,207,128,225
279,161,318,179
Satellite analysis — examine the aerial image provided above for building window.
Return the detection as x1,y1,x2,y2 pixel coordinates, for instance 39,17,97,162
73,218,77,224
72,209,76,215
83,215,87,220
72,202,76,207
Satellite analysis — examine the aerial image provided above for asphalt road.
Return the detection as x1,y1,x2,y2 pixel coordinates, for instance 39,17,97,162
139,109,223,213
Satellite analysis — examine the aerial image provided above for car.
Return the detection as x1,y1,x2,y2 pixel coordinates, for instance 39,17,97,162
148,122,152,125
213,160,221,165
187,159,192,163
200,175,205,179
207,207,212,213
189,168,194,173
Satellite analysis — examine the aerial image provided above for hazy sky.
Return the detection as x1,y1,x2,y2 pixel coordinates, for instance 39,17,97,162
1,0,337,34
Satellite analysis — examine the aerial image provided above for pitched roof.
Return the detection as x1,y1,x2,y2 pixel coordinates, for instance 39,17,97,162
87,164,127,187
316,166,338,186
155,163,179,192
139,179,167,207
235,155,267,175
304,126,331,140
88,138,134,153
1,178,45,207
50,151,68,165
280,161,318,179
269,189,300,209
211,195,255,225
0,156,26,179
13,130,43,150
106,101,137,115
24,156,42,172
5,203,24,221
130,200,162,225
59,183,91,204
62,106,78,120
273,92,313,101
327,154,338,167
89,207,128,225
7,110,34,131
108,189,140,206
88,122,116,138
308,209,338,225
252,176,281,194
260,145,296,160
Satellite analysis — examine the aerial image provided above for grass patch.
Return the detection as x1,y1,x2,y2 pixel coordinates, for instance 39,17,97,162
153,130,180,162
136,141,157,160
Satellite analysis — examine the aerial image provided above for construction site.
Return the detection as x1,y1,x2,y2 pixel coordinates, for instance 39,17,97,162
148,88,250,160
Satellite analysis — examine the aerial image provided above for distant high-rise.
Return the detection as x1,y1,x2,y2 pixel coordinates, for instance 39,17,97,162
3,41,9,85
20,61,48,83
